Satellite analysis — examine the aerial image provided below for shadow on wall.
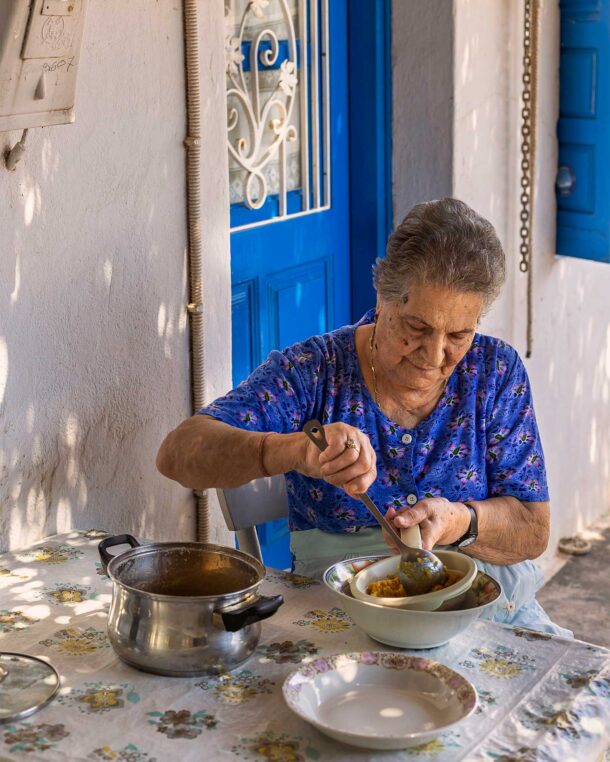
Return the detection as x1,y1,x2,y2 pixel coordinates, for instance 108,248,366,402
452,12,513,343
542,258,610,546
0,125,192,553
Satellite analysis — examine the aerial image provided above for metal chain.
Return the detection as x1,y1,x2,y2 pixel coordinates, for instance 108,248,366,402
520,0,539,357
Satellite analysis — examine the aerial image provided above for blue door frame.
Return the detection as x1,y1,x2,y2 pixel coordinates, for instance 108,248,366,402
348,0,393,319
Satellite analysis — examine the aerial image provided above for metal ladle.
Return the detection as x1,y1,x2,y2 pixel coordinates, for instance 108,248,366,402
303,420,447,596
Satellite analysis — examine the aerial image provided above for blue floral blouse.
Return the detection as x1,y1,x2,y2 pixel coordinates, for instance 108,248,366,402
199,309,549,533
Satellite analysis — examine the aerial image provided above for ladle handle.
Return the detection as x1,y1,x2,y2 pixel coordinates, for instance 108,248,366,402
401,525,422,549
357,492,404,546
303,419,403,547
303,419,329,450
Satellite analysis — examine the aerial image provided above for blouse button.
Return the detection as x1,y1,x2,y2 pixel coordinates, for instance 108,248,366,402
406,493,418,505
401,433,413,444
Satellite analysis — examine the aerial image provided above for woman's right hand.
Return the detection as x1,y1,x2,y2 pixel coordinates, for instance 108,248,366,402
297,422,377,496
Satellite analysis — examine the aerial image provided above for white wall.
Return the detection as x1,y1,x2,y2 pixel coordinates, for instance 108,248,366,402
392,0,514,336
392,0,454,223
452,0,610,559
453,0,514,339
519,0,610,542
0,0,232,551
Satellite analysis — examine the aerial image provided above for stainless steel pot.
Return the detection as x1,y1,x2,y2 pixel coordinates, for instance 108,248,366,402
99,535,283,677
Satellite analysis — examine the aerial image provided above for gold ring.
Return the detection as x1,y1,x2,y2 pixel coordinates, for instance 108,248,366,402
344,438,358,451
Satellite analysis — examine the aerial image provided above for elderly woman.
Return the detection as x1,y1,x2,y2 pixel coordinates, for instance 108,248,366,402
157,198,570,637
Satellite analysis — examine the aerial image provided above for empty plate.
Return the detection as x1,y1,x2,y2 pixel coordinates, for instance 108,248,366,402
283,651,477,750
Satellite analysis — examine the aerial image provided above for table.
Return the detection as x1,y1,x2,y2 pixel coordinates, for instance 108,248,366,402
1,531,609,761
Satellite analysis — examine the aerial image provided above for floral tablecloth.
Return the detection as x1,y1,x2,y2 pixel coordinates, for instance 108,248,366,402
1,531,609,762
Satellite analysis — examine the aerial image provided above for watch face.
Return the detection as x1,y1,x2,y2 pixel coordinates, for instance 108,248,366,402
458,535,476,548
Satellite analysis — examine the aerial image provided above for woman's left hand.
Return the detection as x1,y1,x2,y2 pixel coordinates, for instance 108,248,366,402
384,498,471,551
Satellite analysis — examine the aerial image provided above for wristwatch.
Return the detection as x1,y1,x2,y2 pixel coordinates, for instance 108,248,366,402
450,503,478,548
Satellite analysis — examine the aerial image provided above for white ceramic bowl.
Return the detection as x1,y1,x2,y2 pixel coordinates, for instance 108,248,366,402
349,550,478,611
283,651,477,750
324,555,502,649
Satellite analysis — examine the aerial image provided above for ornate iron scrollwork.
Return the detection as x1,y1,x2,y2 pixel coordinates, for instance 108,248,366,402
226,0,330,229
226,0,299,211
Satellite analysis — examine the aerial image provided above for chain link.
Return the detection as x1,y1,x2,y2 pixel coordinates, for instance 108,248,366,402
519,0,538,275
521,0,539,358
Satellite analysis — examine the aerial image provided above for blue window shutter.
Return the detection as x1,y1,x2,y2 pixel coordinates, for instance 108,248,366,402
557,0,610,262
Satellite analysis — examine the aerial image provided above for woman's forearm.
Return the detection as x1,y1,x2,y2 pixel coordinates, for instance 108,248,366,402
463,497,550,564
156,415,305,490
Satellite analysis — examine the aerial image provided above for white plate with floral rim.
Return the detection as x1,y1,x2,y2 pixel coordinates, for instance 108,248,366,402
282,652,477,750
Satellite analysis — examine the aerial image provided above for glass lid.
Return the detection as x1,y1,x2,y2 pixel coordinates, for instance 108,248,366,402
0,652,60,723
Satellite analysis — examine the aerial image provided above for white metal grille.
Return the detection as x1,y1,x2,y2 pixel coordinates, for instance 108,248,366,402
225,0,330,232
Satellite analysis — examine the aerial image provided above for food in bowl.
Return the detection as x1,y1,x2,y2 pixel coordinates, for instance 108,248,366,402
367,568,463,597
351,551,477,611
324,555,503,649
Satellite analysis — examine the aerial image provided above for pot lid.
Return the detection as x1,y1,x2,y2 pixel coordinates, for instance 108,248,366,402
0,652,60,723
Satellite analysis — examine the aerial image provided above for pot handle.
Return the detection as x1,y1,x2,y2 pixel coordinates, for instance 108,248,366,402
221,594,284,632
98,534,140,574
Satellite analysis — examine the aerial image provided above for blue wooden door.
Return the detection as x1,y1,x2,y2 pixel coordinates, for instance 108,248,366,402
557,0,610,262
227,0,350,568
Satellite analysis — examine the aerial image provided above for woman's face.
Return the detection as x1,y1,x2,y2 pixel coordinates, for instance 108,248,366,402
374,282,485,391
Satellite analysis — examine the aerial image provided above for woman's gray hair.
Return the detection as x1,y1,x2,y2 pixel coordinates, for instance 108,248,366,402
373,198,506,308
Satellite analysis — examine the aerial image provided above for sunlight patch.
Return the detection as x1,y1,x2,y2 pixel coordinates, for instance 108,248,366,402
10,254,21,304
0,337,7,406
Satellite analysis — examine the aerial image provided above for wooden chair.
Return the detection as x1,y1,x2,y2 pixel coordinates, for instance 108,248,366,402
216,475,289,564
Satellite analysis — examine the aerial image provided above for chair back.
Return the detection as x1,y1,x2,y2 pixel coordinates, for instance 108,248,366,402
217,475,289,563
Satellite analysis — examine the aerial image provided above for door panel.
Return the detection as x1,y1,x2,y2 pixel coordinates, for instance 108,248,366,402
268,258,331,348
231,281,259,387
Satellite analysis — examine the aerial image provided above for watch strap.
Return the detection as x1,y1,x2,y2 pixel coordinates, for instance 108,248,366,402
451,502,478,548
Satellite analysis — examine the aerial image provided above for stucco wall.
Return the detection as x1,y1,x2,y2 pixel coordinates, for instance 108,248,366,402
0,0,232,551
452,0,514,340
391,0,454,224
392,0,513,337
452,0,610,560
